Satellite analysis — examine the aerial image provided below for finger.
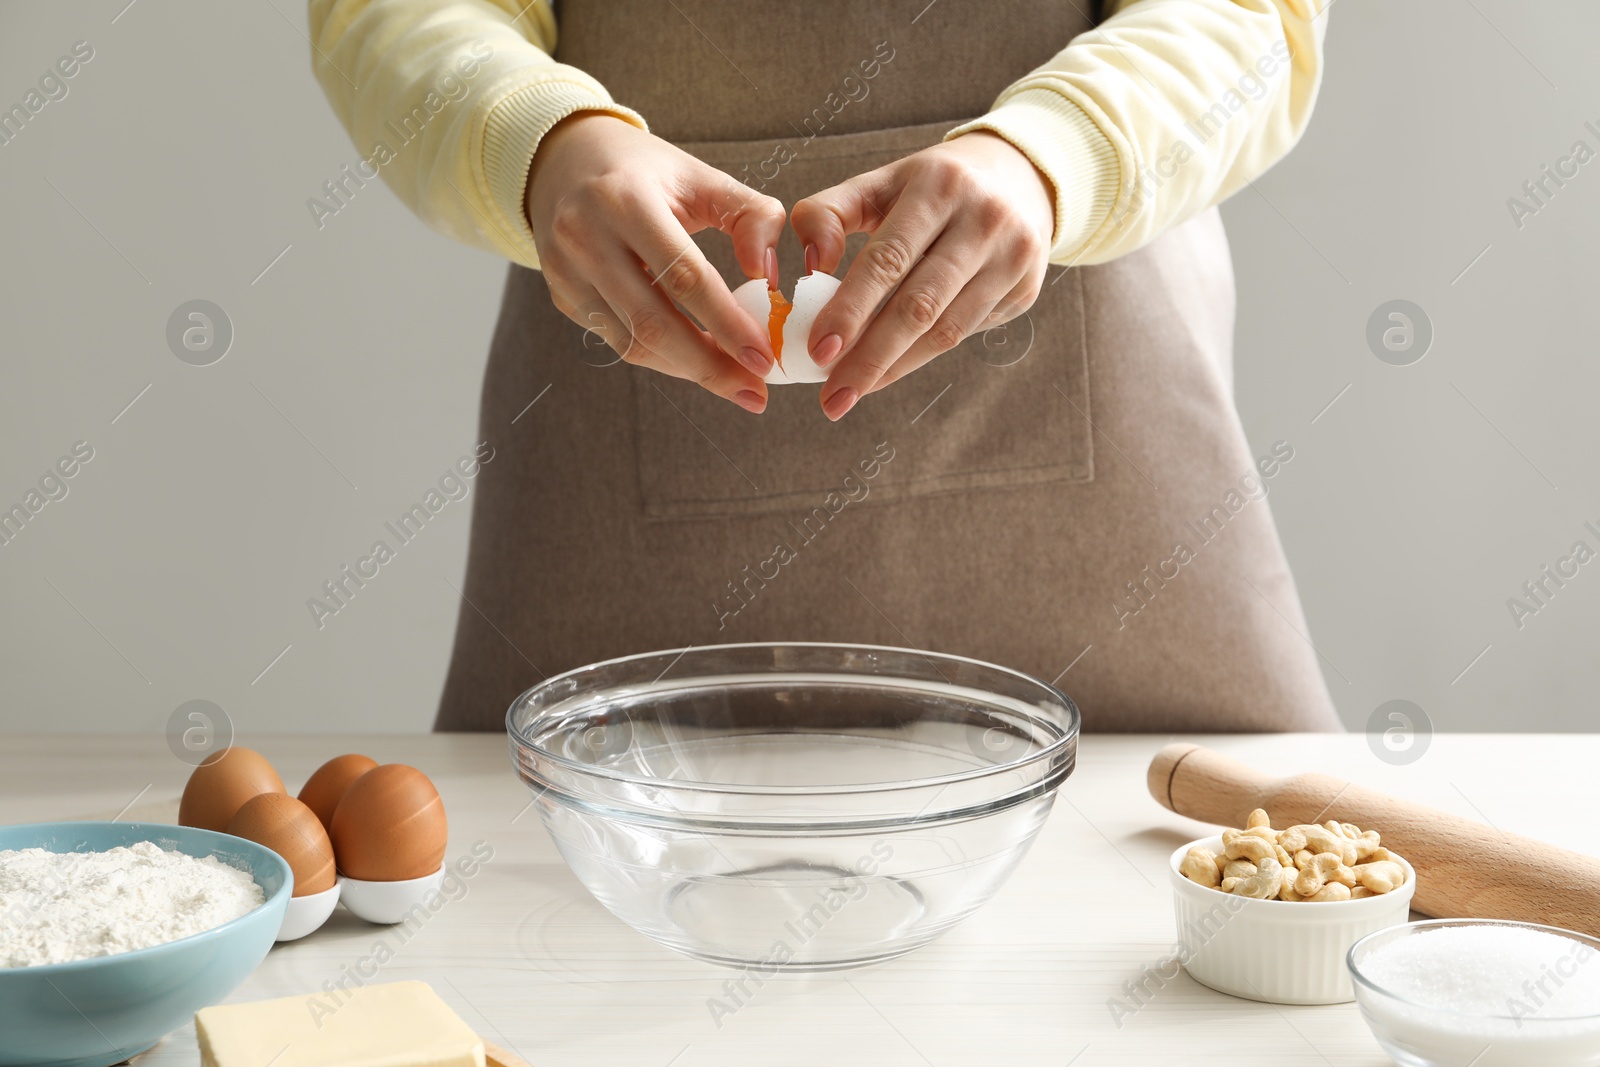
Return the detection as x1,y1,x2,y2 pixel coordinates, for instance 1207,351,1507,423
865,291,1014,396
592,256,769,412
631,211,775,378
868,267,1043,394
805,191,950,374
790,164,903,275
678,163,788,282
549,281,631,367
819,252,975,410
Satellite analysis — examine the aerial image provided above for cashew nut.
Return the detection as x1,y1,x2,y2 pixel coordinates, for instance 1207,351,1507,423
1222,858,1258,881
1278,824,1337,853
1326,821,1382,860
1190,814,1409,903
1281,824,1357,866
1353,859,1408,895
1301,824,1356,864
1222,827,1278,864
1294,852,1356,897
1180,845,1222,888
1229,856,1283,899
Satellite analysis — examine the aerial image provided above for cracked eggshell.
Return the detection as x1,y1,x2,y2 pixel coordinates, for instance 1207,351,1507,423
731,279,778,380
731,273,841,385
779,272,841,384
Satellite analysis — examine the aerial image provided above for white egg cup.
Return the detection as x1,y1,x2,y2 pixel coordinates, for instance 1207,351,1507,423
339,864,447,925
277,880,341,942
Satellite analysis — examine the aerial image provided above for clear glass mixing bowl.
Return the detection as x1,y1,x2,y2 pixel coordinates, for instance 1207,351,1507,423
506,642,1079,970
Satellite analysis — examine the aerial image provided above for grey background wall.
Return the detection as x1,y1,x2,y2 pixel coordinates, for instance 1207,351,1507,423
0,1,1594,735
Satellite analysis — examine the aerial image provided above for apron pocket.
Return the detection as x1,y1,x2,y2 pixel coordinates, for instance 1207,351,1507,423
632,120,1094,521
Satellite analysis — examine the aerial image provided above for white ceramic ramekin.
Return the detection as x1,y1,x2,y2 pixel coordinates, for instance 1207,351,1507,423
1168,835,1416,1005
339,864,446,925
277,880,341,942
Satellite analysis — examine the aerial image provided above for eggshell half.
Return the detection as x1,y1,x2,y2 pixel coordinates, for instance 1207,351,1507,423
779,272,842,384
732,273,841,385
732,278,772,363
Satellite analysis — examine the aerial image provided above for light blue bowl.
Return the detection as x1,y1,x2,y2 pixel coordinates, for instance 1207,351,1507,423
0,822,291,1067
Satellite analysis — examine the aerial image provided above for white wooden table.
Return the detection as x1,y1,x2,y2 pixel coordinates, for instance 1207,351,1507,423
5,733,1596,1066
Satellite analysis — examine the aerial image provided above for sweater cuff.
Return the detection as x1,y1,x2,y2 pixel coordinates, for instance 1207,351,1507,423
480,81,647,268
946,88,1120,263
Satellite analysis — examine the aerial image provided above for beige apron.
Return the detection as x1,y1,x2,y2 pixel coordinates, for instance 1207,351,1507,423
434,0,1342,733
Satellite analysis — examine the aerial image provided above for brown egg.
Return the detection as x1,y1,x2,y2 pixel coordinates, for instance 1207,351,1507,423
178,747,286,832
227,793,337,897
297,753,379,834
330,764,447,881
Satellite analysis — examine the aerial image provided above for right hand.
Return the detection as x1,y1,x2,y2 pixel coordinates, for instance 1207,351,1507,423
525,113,786,413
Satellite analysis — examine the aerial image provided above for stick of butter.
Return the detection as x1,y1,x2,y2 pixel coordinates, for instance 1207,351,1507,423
195,980,486,1067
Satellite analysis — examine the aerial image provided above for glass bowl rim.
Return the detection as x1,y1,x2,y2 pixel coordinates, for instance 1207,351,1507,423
1346,917,1600,1023
505,641,1081,797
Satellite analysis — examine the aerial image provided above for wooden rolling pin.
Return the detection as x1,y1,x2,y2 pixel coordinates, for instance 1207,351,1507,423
1148,742,1600,938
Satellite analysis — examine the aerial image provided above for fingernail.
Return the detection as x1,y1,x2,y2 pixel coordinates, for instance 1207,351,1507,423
734,389,766,414
765,247,779,291
737,346,773,376
804,243,819,276
822,386,858,421
812,333,843,368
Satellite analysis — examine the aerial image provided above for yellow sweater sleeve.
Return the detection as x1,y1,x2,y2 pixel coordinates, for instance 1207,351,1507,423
307,0,645,269
948,0,1328,266
310,0,1321,272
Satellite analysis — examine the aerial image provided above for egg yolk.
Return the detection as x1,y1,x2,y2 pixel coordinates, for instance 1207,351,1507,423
768,288,793,368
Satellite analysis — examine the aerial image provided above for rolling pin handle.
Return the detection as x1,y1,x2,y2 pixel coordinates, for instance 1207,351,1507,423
1147,742,1201,813
1147,743,1281,827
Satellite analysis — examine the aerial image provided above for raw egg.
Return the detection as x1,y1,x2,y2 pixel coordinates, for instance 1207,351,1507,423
178,747,286,832
297,753,379,834
329,764,447,881
733,272,842,384
227,793,337,897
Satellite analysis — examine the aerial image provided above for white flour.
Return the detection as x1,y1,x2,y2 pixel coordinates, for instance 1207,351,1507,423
0,841,265,968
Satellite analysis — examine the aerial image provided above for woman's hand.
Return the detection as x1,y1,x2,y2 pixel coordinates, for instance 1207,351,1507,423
526,113,787,413
790,132,1056,420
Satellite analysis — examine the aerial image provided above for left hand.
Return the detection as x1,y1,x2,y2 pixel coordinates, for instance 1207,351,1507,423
790,131,1055,420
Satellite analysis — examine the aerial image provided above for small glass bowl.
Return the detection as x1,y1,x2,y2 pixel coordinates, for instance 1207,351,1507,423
1348,919,1600,1067
507,642,1079,970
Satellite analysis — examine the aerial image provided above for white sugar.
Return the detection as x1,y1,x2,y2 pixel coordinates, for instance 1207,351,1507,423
1363,925,1600,1018
1356,925,1600,1067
